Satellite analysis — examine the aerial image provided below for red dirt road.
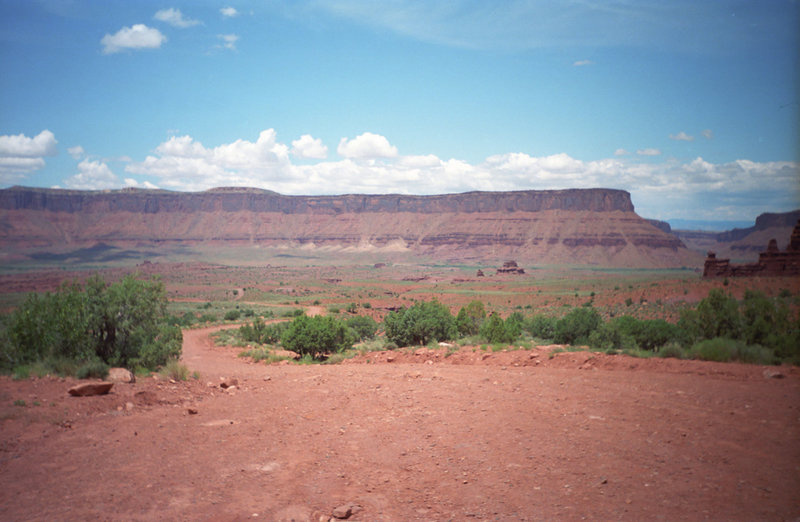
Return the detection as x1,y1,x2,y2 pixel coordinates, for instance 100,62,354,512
1,327,799,520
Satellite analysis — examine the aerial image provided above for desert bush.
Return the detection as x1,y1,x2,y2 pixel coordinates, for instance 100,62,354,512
281,314,356,359
1,274,181,373
160,359,190,381
75,359,110,380
238,318,287,345
554,306,601,345
346,315,379,341
657,342,685,359
384,300,456,347
524,314,558,340
455,300,486,336
588,320,637,352
224,310,242,321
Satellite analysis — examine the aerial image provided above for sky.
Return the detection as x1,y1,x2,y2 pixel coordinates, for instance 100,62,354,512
0,0,798,223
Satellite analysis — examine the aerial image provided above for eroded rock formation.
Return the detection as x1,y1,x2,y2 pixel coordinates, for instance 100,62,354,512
0,186,696,267
703,220,800,277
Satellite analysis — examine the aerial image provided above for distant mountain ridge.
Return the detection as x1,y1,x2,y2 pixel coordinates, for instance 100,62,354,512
0,186,696,268
673,210,800,261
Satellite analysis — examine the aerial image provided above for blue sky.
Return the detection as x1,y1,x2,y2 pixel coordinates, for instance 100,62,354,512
0,0,798,223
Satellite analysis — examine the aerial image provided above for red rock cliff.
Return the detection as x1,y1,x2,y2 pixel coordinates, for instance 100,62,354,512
0,186,695,267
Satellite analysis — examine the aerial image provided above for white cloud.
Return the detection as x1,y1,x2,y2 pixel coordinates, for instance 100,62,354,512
0,130,57,180
614,148,629,156
220,6,239,18
122,129,799,220
217,34,239,50
337,132,398,159
291,135,328,159
124,178,159,189
702,129,714,139
67,145,85,159
0,129,57,157
573,59,593,66
64,159,119,190
101,24,166,54
636,148,661,156
154,8,201,28
669,131,694,141
126,130,292,191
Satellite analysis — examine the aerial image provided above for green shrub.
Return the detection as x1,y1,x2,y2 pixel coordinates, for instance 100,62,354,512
281,314,356,359
346,315,379,341
224,310,242,321
1,274,181,373
455,300,486,337
384,300,456,347
554,307,601,345
160,359,190,381
239,318,288,345
76,359,110,380
524,314,557,340
198,313,218,323
657,342,685,359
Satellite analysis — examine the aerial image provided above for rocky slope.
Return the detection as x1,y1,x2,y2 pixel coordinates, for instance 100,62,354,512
0,186,696,267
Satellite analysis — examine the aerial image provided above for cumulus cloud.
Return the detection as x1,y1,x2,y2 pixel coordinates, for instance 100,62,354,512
573,59,593,66
614,148,629,156
124,178,159,189
126,130,292,191
669,131,694,141
154,8,201,28
637,148,661,156
702,129,714,139
0,130,58,181
337,132,398,159
101,24,166,54
64,159,119,190
220,6,239,18
217,34,239,50
291,135,328,159
122,129,799,220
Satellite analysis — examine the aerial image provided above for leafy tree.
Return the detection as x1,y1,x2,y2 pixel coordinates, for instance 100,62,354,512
384,300,456,346
554,306,601,345
346,315,379,341
1,274,180,372
504,312,524,342
455,300,486,336
281,314,356,359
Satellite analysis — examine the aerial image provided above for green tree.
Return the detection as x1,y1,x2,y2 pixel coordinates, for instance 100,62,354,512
480,313,507,344
384,300,456,346
1,274,180,372
455,300,486,336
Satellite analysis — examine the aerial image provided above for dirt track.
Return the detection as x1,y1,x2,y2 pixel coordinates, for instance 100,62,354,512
1,327,799,521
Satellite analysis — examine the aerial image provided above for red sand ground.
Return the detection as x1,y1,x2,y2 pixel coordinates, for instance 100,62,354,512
1,326,798,521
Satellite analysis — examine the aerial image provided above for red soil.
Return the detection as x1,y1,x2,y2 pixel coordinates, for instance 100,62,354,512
1,326,798,520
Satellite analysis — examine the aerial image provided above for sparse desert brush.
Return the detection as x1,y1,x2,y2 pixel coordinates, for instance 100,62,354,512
160,359,190,381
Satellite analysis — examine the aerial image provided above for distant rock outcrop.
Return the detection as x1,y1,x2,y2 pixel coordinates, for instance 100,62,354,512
496,260,525,275
0,186,696,267
703,220,800,277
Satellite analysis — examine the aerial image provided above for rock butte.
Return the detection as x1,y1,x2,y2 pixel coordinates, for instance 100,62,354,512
0,186,696,267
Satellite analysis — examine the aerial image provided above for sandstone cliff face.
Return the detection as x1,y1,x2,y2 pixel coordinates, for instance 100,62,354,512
0,186,695,267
